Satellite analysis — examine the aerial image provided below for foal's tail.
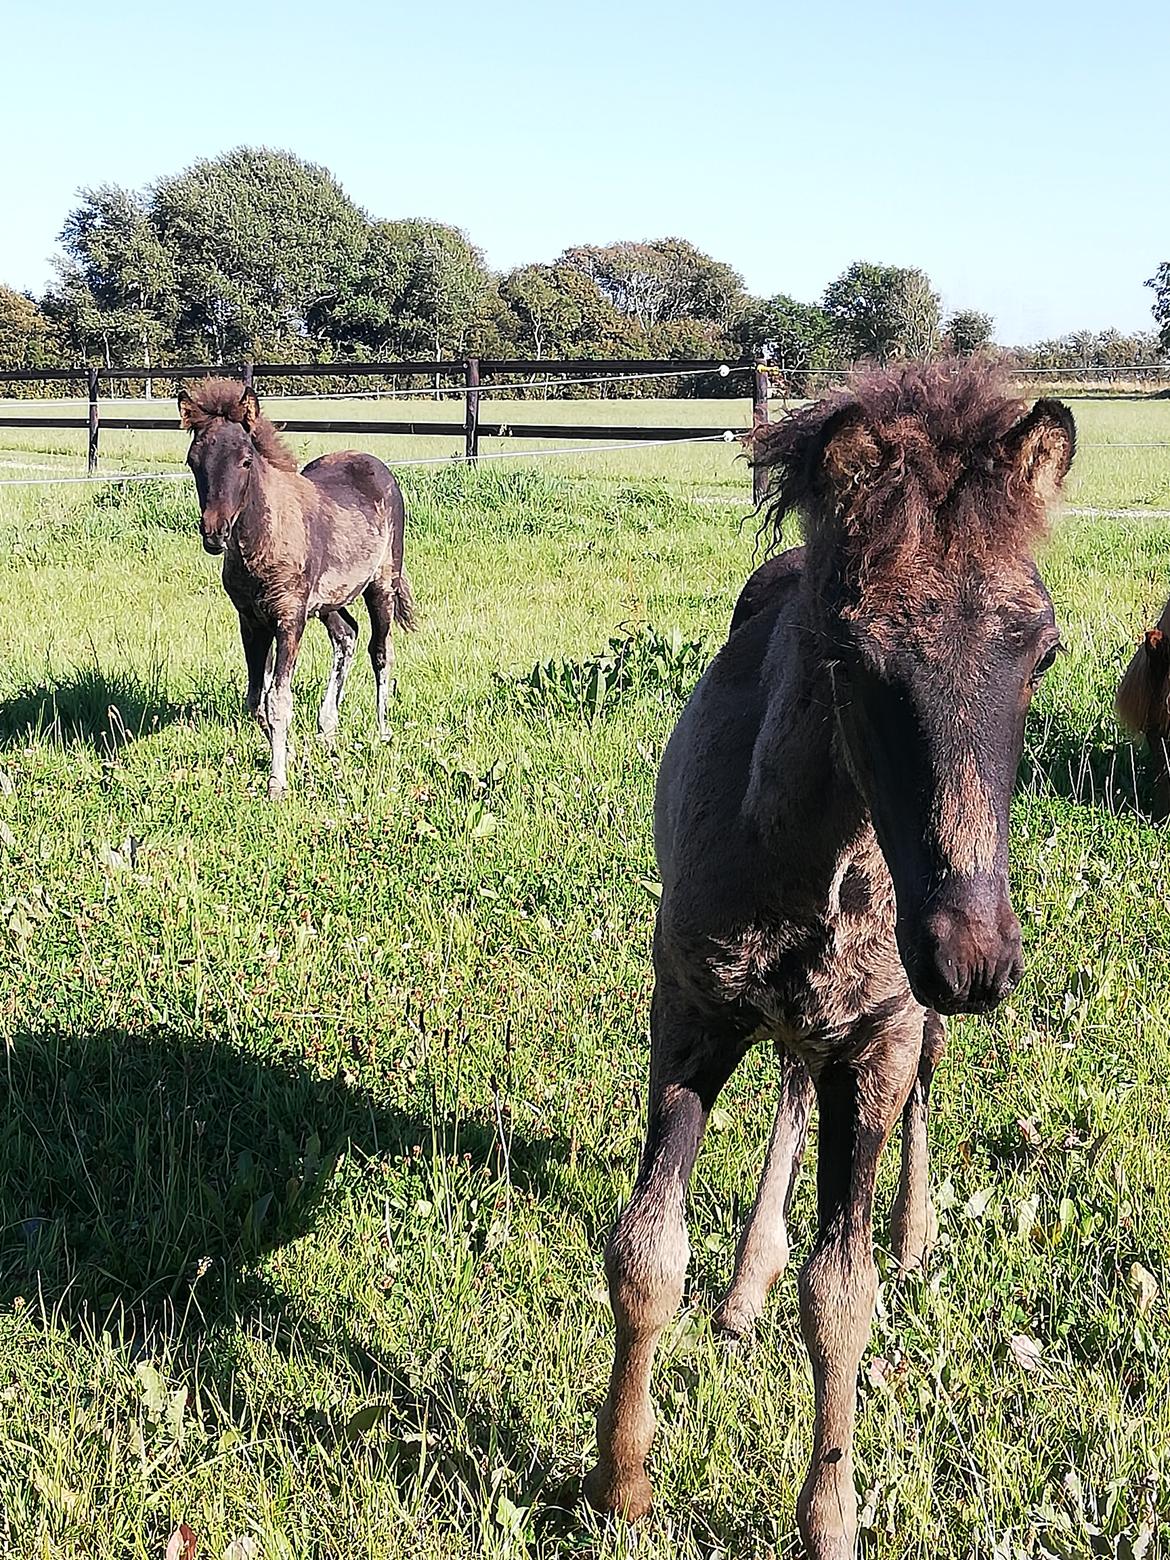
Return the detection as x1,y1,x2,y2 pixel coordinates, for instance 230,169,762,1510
1116,598,1170,737
393,569,418,633
387,475,417,632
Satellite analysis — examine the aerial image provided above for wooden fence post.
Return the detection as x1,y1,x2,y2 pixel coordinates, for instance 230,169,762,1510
87,368,100,475
464,357,480,464
751,361,771,507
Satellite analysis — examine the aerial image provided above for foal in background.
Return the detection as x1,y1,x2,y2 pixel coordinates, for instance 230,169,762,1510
1116,599,1170,815
180,379,416,797
584,362,1074,1557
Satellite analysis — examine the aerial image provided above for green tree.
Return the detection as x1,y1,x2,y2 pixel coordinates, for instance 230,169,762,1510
735,294,834,388
43,184,176,369
1014,328,1163,372
943,309,995,356
314,218,495,364
370,220,493,361
0,286,56,370
498,263,634,359
150,147,369,359
1147,263,1170,352
308,221,411,355
560,239,746,332
822,261,942,363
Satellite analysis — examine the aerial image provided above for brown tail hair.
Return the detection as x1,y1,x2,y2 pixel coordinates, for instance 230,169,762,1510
386,477,417,631
1116,604,1170,736
393,569,417,632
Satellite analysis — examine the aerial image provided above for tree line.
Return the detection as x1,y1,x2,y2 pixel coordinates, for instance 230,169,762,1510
0,147,1166,394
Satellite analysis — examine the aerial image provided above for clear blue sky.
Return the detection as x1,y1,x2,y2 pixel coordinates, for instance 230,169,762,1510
2,0,1166,345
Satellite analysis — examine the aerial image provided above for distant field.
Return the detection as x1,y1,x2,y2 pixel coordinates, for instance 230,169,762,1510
1,403,1169,1557
3,393,1170,509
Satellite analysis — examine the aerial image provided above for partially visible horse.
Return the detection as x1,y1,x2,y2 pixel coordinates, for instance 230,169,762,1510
1116,601,1170,815
582,362,1075,1558
179,379,416,797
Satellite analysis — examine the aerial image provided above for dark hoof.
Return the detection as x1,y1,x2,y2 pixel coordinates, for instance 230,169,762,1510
712,1296,761,1343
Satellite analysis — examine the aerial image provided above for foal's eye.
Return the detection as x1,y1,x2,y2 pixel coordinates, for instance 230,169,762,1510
1030,644,1060,683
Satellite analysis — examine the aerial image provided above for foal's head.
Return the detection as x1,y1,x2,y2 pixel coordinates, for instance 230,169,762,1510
179,379,297,554
758,361,1075,1015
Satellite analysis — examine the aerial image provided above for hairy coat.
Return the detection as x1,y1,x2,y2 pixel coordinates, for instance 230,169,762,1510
179,379,415,796
1116,598,1170,815
584,362,1075,1558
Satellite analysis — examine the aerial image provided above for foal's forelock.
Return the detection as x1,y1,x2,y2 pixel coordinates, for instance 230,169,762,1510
755,363,1074,585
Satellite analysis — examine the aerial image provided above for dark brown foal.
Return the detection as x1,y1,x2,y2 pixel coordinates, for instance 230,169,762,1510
584,361,1075,1557
179,379,416,797
1116,603,1170,816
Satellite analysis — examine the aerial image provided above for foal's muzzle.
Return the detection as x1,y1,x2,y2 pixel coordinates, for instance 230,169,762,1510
200,512,237,555
902,873,1023,1015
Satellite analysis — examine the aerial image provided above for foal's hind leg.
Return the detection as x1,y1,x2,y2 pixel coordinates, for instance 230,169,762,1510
583,978,746,1520
890,1010,946,1272
318,607,360,743
714,1048,813,1339
364,580,396,742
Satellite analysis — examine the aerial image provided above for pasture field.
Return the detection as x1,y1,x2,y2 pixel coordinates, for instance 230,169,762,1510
2,392,1170,511
1,400,1170,1558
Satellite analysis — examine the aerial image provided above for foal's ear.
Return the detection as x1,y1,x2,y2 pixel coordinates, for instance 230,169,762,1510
999,398,1076,501
238,387,261,430
178,390,202,431
817,404,882,502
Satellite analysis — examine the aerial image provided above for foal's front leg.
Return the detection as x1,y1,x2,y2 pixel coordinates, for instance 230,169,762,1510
265,617,305,799
890,1010,946,1271
584,980,745,1519
714,1048,813,1339
797,1029,918,1560
239,614,274,737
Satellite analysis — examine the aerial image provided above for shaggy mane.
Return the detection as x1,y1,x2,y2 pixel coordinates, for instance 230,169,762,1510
180,377,298,473
754,360,1070,579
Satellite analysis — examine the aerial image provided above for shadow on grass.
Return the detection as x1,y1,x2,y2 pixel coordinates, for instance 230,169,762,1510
0,1025,576,1313
0,664,193,754
0,1026,586,1518
1019,710,1164,820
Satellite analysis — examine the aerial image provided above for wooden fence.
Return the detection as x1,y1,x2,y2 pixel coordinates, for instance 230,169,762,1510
0,357,775,502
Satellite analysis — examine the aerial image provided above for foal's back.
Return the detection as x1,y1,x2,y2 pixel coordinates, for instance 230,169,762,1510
302,450,401,518
299,450,402,608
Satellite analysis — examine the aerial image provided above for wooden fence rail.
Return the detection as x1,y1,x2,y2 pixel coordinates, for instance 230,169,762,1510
0,356,775,502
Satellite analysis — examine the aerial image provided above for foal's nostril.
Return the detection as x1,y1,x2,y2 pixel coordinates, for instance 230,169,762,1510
906,880,1022,1015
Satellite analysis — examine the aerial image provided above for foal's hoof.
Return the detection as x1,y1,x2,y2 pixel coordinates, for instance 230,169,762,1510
712,1294,761,1344
581,1463,653,1521
892,1204,938,1277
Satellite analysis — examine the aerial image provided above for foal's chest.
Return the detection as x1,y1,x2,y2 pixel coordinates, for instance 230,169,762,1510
706,856,905,1057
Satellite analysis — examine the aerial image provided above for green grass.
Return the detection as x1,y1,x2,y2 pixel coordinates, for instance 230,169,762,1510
1,413,1169,1559
3,391,1169,507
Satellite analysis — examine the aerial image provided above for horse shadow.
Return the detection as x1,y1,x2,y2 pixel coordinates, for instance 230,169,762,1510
0,665,193,754
0,1026,582,1516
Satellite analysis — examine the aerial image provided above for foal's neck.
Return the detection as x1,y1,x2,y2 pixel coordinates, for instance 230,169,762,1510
235,453,305,549
751,578,870,888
